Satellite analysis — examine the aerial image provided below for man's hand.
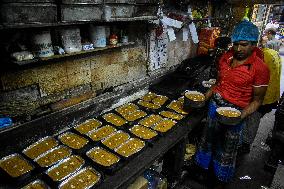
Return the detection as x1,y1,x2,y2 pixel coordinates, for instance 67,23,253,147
241,86,267,119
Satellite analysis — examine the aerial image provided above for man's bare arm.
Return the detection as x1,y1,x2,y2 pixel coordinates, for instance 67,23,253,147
241,86,267,119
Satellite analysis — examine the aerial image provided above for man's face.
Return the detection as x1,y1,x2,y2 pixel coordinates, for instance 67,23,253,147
233,41,254,61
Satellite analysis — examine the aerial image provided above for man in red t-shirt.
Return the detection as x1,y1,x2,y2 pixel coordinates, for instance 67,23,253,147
195,20,270,188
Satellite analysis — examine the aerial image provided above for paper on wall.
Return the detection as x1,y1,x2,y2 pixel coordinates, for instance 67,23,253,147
189,23,199,44
162,16,182,28
182,27,189,41
148,28,168,71
167,27,176,41
148,19,160,25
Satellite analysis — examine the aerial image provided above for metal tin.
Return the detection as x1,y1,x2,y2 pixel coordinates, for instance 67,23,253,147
23,136,59,160
184,91,206,109
138,114,164,128
58,166,101,189
58,132,89,150
87,125,117,142
151,118,177,133
0,153,34,179
60,27,82,54
0,3,57,24
45,155,85,182
34,145,72,168
22,179,50,189
159,111,184,120
114,138,145,158
152,95,169,106
89,25,107,48
86,146,120,168
141,92,157,102
60,4,103,22
166,100,188,115
102,113,127,127
102,4,135,21
101,130,130,150
216,107,242,126
121,110,147,122
115,103,139,115
31,30,54,58
134,4,158,17
137,100,161,110
129,125,158,141
74,118,102,135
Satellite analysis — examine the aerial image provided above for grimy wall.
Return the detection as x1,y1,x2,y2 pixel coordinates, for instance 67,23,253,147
0,23,196,123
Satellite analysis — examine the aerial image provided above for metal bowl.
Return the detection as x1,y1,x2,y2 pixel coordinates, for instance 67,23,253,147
216,107,242,126
184,91,206,109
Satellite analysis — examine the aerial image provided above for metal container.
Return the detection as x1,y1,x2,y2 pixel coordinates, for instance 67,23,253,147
101,130,130,150
102,4,135,21
134,4,158,17
184,91,206,109
102,113,127,127
58,132,89,150
216,107,242,126
159,110,184,120
0,3,57,24
87,125,117,142
86,146,121,174
73,118,102,135
22,179,50,189
61,0,102,4
34,145,72,168
31,30,54,58
60,4,103,22
129,124,158,141
58,166,101,189
151,118,177,133
23,136,59,160
89,25,107,48
0,153,34,180
114,138,145,158
45,155,85,183
60,27,82,54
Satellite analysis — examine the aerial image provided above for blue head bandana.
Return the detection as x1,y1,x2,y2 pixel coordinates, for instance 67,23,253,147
231,20,259,43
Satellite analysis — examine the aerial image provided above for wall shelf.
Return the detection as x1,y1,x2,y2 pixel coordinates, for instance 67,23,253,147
107,16,157,22
4,42,135,72
0,16,158,30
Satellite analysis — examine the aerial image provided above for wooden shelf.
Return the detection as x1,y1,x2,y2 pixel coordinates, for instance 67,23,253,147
107,16,157,22
0,21,95,30
5,42,135,72
0,16,158,30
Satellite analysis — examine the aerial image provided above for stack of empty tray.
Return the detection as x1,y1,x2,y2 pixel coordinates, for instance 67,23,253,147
134,0,159,18
102,0,135,21
0,0,57,24
60,0,103,22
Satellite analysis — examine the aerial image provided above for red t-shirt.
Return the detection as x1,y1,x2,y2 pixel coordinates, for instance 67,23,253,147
213,48,270,108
